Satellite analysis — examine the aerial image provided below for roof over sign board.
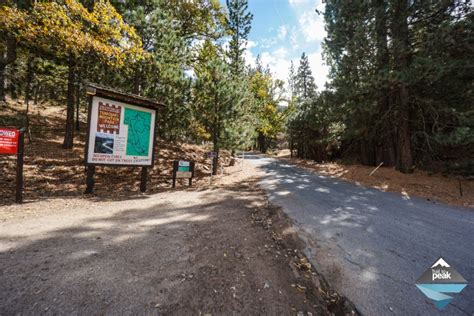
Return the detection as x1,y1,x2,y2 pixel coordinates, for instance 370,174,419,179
86,84,165,110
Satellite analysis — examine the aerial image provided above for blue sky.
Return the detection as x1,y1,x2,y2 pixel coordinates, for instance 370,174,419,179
223,0,329,90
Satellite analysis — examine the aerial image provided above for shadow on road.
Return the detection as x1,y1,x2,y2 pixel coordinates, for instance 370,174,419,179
247,156,473,316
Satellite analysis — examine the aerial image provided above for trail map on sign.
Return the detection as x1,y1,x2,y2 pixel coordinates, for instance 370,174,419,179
124,108,151,156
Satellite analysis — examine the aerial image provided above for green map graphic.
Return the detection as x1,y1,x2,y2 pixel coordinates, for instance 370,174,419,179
124,108,152,156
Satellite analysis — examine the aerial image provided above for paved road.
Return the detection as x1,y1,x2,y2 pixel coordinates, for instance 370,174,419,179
248,155,473,316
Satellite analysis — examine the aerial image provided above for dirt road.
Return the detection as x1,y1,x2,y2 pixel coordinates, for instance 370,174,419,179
0,163,353,315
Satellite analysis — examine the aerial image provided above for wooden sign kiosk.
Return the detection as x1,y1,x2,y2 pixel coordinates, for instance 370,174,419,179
84,85,164,193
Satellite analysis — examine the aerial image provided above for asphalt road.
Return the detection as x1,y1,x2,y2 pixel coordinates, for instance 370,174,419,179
247,155,473,316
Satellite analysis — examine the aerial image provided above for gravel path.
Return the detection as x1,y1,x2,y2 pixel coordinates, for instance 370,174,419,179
249,155,474,316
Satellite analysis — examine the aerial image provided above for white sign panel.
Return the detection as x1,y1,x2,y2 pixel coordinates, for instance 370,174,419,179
176,171,192,179
179,161,190,167
87,96,156,166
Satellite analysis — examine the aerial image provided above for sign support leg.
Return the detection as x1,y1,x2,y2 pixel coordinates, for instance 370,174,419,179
15,129,25,204
189,161,195,186
172,160,178,188
140,167,148,193
85,165,95,194
212,156,218,175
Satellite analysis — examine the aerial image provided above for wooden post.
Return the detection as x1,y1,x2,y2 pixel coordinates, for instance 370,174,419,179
15,128,25,203
209,158,213,185
189,161,195,186
212,156,218,175
172,160,178,188
85,165,95,194
140,167,148,192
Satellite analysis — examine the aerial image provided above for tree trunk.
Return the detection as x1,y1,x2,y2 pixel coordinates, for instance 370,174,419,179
374,0,397,167
359,139,375,166
0,38,17,102
133,67,141,95
392,0,413,173
9,61,17,99
33,84,40,105
212,127,219,175
63,57,76,149
24,56,34,143
75,67,81,132
257,132,267,153
396,89,413,173
290,138,294,158
212,91,219,176
24,56,34,105
0,63,6,102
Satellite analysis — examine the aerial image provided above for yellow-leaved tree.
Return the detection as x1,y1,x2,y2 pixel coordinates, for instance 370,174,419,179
0,0,145,148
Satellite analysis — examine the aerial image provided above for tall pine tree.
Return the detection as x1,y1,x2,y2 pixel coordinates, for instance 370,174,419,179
226,0,253,76
295,53,317,102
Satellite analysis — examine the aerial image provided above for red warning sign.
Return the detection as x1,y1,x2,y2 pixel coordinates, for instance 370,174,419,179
0,128,19,154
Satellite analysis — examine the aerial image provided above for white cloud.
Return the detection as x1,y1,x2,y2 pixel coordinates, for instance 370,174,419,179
277,25,288,40
307,51,329,90
243,40,258,68
288,0,302,6
289,0,325,10
289,26,299,50
260,47,291,82
315,0,325,13
256,47,329,92
298,10,326,42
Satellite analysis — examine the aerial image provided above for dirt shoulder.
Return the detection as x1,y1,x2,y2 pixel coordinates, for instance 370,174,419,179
275,153,472,209
0,162,357,315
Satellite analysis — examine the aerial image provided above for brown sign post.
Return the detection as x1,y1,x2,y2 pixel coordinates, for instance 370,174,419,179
0,127,25,203
84,85,164,194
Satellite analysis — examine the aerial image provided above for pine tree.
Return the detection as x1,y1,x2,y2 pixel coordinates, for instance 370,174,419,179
295,53,317,102
226,0,253,76
193,41,253,173
288,60,296,99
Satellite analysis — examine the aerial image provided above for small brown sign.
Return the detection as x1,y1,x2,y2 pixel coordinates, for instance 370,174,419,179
176,171,192,179
97,102,121,134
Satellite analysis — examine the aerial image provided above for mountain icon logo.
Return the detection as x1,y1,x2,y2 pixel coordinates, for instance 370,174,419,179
431,258,450,268
416,257,468,310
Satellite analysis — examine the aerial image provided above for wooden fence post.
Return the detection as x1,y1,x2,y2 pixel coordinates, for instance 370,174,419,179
15,128,25,203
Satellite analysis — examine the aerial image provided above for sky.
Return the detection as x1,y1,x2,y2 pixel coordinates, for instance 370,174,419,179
228,0,329,90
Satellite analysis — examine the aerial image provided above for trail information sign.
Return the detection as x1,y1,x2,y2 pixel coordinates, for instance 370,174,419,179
84,85,163,194
0,128,19,154
172,160,195,188
86,96,156,166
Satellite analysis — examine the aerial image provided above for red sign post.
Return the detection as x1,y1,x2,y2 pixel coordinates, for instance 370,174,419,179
0,127,25,203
